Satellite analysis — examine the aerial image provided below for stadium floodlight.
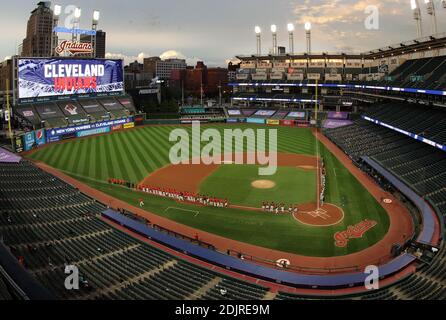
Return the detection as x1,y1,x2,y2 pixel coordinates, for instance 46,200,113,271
423,0,438,35
411,0,423,38
271,25,278,55
53,5,62,17
271,24,277,33
255,26,262,55
287,23,295,55
74,7,82,19
304,21,312,31
93,10,100,22
305,22,312,55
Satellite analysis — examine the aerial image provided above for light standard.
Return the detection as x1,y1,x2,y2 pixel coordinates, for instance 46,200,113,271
305,22,312,55
51,5,61,56
92,10,100,58
287,23,295,55
411,0,423,38
73,7,82,43
255,26,262,55
271,25,278,55
424,0,438,35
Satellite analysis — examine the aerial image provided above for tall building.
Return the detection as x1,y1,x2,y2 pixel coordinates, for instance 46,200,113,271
80,30,107,59
22,2,56,57
156,58,187,80
143,57,161,79
170,61,229,98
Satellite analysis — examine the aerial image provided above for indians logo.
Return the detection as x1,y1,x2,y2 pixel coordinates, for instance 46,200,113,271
334,220,378,247
55,40,92,56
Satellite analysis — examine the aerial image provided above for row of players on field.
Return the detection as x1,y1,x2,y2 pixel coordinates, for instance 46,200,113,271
262,202,299,214
107,178,229,208
108,178,303,213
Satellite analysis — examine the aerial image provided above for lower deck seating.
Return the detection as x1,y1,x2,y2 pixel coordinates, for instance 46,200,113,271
0,160,269,300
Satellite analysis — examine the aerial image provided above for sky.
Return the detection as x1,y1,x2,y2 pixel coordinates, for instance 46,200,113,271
1,0,446,66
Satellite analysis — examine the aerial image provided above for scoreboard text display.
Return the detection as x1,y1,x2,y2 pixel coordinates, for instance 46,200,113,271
17,58,124,103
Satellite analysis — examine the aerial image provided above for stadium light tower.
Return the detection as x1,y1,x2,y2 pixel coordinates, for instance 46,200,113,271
73,7,82,42
287,23,295,55
271,24,278,55
411,0,423,38
305,22,312,55
424,0,438,35
51,5,61,57
92,10,100,58
255,26,262,55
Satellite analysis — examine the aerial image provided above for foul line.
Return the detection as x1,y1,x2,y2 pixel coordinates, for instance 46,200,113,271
165,207,200,217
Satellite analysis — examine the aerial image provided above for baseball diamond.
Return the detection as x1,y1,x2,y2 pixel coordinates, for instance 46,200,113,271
27,124,396,258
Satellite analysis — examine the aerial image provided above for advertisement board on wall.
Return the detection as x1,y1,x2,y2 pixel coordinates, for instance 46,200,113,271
76,126,110,138
18,58,124,103
266,119,280,125
14,136,24,153
246,118,266,124
23,131,36,151
46,117,133,142
280,120,296,127
35,129,46,146
287,111,306,119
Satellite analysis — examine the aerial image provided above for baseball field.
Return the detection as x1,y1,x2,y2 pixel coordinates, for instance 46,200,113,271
27,124,391,257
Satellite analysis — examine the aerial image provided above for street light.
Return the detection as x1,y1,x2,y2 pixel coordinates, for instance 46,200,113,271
424,0,438,35
287,23,295,55
305,22,312,55
271,25,277,55
411,0,423,38
255,26,262,55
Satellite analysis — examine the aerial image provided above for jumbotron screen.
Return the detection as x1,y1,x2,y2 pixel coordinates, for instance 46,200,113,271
17,58,124,102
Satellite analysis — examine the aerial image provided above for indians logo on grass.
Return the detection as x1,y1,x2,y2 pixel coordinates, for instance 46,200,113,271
334,219,377,247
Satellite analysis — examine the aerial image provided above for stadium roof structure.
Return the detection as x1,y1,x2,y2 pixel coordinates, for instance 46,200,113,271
236,33,446,61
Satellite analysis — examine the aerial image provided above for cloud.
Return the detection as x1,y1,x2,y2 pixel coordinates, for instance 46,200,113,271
105,52,150,64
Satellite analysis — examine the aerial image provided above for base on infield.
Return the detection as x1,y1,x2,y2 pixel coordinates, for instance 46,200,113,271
293,203,344,227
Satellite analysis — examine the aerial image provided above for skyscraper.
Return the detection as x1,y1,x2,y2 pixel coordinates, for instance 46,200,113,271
21,2,56,57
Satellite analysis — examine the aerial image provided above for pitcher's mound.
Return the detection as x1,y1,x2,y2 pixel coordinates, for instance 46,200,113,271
251,180,276,189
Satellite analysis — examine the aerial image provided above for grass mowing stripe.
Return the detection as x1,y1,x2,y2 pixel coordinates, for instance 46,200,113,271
103,134,121,180
124,130,152,178
56,141,74,171
117,130,146,181
109,132,132,181
88,136,98,178
131,128,160,174
95,136,106,180
140,128,169,168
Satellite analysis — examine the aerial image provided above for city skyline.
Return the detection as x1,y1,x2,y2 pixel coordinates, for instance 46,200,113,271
2,0,446,66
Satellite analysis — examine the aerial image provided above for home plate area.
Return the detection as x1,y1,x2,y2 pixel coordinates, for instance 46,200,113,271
304,207,330,220
293,203,344,227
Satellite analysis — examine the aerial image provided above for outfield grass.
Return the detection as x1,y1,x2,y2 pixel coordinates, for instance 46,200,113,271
199,165,316,207
27,124,390,257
